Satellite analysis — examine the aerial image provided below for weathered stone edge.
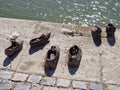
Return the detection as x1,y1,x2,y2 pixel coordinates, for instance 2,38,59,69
0,70,120,90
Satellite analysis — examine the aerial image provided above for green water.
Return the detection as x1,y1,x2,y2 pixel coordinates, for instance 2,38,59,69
0,0,120,28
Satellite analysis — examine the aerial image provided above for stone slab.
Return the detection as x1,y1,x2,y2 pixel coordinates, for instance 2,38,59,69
27,74,42,84
12,73,28,81
90,82,103,90
58,88,72,90
107,85,120,90
43,86,58,90
42,77,56,86
0,80,14,90
0,71,13,79
72,81,87,89
31,84,42,90
101,44,120,84
57,78,71,88
14,82,30,90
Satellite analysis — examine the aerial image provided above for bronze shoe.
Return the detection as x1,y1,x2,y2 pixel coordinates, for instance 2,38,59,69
106,23,116,37
30,32,51,48
68,45,82,67
91,25,102,46
91,25,102,38
5,41,23,57
45,45,60,70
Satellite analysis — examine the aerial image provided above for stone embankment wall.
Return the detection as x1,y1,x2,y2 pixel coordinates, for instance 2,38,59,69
0,18,120,90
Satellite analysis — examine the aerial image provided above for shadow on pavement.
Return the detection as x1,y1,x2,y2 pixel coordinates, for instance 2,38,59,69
44,69,55,76
29,41,49,55
3,50,21,67
107,35,116,46
68,61,80,75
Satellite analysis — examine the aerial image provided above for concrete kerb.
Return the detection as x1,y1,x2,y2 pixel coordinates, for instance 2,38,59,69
0,17,120,90
0,70,120,89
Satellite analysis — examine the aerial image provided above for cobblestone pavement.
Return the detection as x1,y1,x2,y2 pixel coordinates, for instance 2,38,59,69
0,70,120,90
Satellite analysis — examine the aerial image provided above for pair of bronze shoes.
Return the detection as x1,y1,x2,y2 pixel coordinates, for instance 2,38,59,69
91,23,116,38
5,33,51,57
45,45,82,70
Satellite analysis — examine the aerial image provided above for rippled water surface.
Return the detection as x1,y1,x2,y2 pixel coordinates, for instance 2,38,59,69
0,0,120,27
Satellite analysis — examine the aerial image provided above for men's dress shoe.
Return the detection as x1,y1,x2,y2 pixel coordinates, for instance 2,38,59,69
30,32,51,48
68,45,82,67
5,41,23,57
45,45,60,70
91,25,102,38
106,23,116,37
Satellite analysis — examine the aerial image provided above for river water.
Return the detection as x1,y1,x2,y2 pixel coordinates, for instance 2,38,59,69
0,0,120,28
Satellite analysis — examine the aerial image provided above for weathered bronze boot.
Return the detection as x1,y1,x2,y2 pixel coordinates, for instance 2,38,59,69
91,25,102,38
30,32,51,48
5,41,23,57
106,23,116,37
45,45,60,70
68,45,82,67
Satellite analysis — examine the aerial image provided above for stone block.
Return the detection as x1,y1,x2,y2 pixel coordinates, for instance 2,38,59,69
14,82,30,90
42,77,56,86
57,78,71,88
107,85,120,90
0,71,13,79
12,73,28,81
43,86,58,90
90,82,103,90
0,80,14,90
31,84,42,90
27,74,42,84
72,81,87,89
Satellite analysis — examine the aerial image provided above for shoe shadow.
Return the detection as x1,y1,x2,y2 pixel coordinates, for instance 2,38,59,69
44,69,56,77
3,50,21,67
91,33,102,46
68,61,80,75
29,41,49,55
107,35,116,46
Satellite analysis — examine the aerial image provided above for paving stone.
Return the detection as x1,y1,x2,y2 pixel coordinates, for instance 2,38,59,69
14,82,30,90
90,82,103,90
42,77,56,86
43,86,58,90
31,84,42,90
0,80,14,90
58,88,72,90
12,73,28,81
27,74,42,84
107,85,120,90
0,71,13,79
57,78,71,88
72,81,87,89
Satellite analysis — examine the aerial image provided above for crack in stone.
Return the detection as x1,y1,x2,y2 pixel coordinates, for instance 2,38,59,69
99,51,103,83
